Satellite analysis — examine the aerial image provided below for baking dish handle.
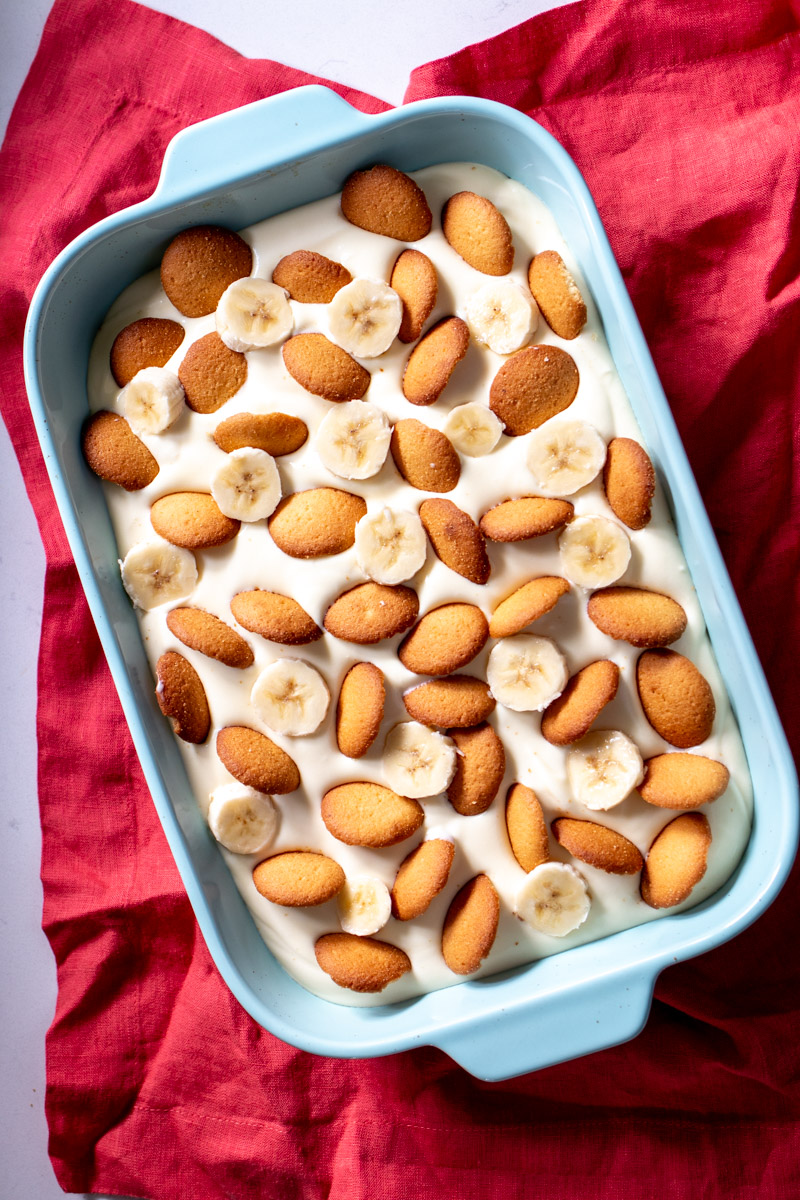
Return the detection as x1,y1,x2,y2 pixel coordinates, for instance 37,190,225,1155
433,965,656,1081
154,85,372,203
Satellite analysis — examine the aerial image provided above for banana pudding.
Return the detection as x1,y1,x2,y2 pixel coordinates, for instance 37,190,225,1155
84,162,753,1006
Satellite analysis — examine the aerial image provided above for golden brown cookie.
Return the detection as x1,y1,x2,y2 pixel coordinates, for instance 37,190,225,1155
272,250,351,303
540,660,620,746
314,932,411,993
341,164,432,242
489,345,579,435
392,838,455,920
489,576,570,638
401,316,469,406
603,437,655,530
552,818,643,875
252,852,345,907
324,583,419,644
587,587,687,648
155,650,210,744
391,419,461,492
231,590,322,646
390,249,438,343
398,603,489,676
419,498,490,585
151,491,240,548
527,250,587,340
446,723,505,815
442,192,513,275
441,874,500,975
160,225,253,318
403,676,495,728
178,332,247,414
336,662,386,758
213,411,308,456
321,781,424,847
637,650,716,748
282,332,370,402
166,607,254,669
268,488,366,558
639,752,730,810
216,725,300,794
505,783,549,873
479,496,574,542
641,812,712,908
82,411,159,491
110,317,185,386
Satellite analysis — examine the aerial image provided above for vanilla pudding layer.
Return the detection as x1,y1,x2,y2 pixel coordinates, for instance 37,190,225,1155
87,163,753,1007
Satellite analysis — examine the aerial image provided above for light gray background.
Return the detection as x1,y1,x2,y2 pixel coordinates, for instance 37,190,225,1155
0,1,572,1196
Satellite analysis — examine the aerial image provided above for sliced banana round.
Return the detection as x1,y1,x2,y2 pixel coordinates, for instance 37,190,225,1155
316,400,391,480
487,635,568,712
443,402,504,457
337,876,392,936
207,782,280,855
121,366,185,435
567,729,644,810
382,721,457,799
355,507,427,585
515,862,591,936
328,278,403,358
211,447,281,522
526,419,606,496
119,539,198,610
463,280,538,355
251,659,330,736
559,514,631,588
216,277,294,351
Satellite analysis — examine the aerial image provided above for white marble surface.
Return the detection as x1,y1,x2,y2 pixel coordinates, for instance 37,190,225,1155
0,0,570,1195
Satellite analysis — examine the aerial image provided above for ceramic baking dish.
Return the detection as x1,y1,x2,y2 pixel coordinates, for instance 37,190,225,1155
24,86,797,1080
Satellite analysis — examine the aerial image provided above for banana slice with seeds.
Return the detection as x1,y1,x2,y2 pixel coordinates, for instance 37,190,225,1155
559,514,630,588
121,366,185,435
119,539,197,610
216,277,294,351
526,419,606,496
487,635,568,712
443,402,504,457
355,508,427,585
251,659,330,737
463,279,538,354
211,447,281,522
316,400,391,480
382,721,457,799
567,729,644,810
207,782,280,855
515,862,591,936
337,877,392,936
328,279,403,358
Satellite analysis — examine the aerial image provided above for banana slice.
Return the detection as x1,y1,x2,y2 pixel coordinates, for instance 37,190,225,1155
337,876,392,936
216,277,294,351
355,508,427,585
121,366,185,434
316,400,392,480
567,729,644,810
207,782,280,855
251,659,330,736
328,279,403,358
119,539,198,610
525,419,606,496
487,635,568,712
211,447,281,522
463,280,538,355
383,721,457,799
559,514,631,588
515,862,591,936
443,402,504,457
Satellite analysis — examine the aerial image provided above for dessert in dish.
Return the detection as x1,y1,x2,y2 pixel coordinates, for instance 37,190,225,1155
83,161,753,1006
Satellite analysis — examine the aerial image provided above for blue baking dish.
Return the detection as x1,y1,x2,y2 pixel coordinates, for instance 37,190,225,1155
24,86,797,1080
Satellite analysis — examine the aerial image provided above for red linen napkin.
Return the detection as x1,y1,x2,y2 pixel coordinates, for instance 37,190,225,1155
1,0,799,1195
